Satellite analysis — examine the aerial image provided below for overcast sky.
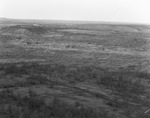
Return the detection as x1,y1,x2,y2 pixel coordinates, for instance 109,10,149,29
0,0,150,24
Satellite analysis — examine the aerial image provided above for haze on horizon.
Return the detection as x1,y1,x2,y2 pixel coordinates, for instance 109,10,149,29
0,0,150,24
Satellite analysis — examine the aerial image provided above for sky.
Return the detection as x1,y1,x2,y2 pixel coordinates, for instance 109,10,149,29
0,0,150,24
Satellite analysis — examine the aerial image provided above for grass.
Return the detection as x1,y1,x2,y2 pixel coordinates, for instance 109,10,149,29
0,62,149,98
0,22,150,118
1,62,148,91
0,88,116,118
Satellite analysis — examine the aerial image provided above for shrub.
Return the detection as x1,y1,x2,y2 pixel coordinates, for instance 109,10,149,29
26,75,48,85
0,89,116,118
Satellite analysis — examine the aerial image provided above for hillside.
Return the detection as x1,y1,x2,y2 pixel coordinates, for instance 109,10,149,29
0,18,150,118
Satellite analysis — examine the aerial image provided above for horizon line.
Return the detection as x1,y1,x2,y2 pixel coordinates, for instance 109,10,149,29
0,17,149,25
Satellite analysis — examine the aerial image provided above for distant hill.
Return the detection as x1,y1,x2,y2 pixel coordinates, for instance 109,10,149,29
1,17,150,25
0,17,150,33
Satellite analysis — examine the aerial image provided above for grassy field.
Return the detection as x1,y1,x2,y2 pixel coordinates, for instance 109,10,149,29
0,18,150,118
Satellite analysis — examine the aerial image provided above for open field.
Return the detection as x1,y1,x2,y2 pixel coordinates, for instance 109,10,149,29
0,18,150,118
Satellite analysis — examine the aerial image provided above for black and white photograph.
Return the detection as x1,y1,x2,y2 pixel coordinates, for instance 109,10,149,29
0,0,150,117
